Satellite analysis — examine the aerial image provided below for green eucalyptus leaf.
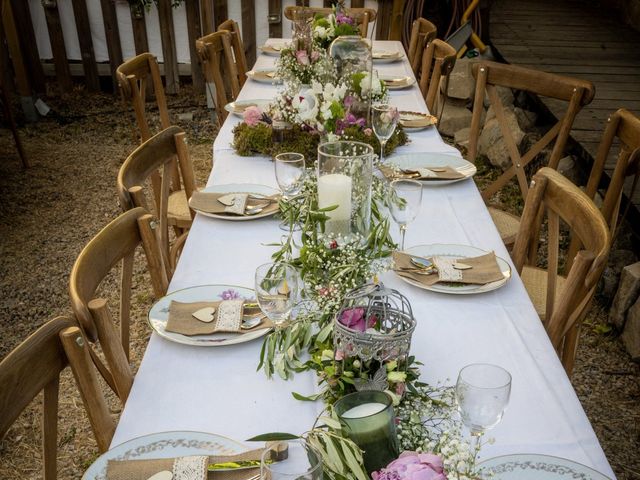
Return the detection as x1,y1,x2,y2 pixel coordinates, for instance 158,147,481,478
246,432,299,441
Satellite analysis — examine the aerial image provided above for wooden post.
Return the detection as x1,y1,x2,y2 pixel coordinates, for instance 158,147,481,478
351,0,365,7
268,0,282,38
71,0,99,91
376,0,392,40
323,0,333,7
99,0,123,89
200,0,214,34
0,8,15,94
8,0,45,94
213,0,228,28
296,0,310,5
241,0,256,67
129,4,149,55
43,0,73,92
185,0,204,92
388,0,405,41
158,0,179,94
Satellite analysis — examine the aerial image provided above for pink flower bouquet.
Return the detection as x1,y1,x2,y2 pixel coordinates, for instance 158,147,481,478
373,451,448,480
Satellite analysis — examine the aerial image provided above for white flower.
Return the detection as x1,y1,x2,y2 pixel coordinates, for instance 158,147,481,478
311,80,323,95
360,71,382,96
292,88,319,122
326,133,339,142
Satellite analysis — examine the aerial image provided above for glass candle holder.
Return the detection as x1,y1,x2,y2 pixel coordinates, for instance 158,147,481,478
261,440,323,480
330,35,373,121
317,141,373,243
334,390,399,473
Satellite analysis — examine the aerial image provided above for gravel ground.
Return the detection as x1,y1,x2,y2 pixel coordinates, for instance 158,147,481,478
1,89,639,479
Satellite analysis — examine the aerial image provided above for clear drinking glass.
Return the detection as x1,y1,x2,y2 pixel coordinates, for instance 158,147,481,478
261,440,323,480
455,363,512,447
372,104,398,163
388,179,422,251
275,152,305,231
254,263,298,327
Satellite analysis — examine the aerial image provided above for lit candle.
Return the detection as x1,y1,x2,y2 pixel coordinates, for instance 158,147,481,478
317,173,352,236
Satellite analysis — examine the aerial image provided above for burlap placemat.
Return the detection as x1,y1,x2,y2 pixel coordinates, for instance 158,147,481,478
165,300,272,336
393,251,505,286
189,191,279,217
380,164,464,180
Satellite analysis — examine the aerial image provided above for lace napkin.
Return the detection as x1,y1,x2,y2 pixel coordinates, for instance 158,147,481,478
380,164,464,180
189,191,280,216
165,300,272,336
106,447,272,480
393,251,505,286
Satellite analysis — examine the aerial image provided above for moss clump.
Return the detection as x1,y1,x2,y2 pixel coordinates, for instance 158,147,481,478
232,122,409,160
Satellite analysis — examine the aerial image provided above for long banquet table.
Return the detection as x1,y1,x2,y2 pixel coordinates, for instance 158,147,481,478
111,40,615,478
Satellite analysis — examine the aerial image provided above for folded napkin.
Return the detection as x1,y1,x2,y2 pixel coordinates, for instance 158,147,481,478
106,447,273,480
189,191,280,217
232,103,258,114
399,114,437,129
393,251,505,286
383,77,409,87
250,70,276,82
165,300,273,336
373,50,398,58
380,164,464,180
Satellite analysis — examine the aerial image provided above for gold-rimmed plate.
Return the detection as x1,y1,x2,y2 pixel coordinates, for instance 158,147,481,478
381,75,416,90
247,69,279,84
398,111,438,131
372,49,404,63
260,44,285,56
224,99,271,118
189,183,280,221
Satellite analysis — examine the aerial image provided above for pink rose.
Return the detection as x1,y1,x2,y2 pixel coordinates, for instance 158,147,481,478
310,50,320,62
373,452,447,480
338,307,377,332
395,382,406,396
243,106,262,126
295,50,310,65
335,349,345,361
364,128,373,137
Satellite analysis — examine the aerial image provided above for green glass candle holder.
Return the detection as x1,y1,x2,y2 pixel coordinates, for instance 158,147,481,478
334,390,399,473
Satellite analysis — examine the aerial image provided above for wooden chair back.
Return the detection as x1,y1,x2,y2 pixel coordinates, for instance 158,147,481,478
217,18,248,86
418,38,457,115
468,61,595,203
117,126,196,277
116,53,170,143
283,6,377,37
69,207,168,402
407,17,437,77
196,30,241,125
0,316,115,479
512,168,610,373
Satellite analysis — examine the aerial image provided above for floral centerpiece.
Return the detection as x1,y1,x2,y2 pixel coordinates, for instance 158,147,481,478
275,43,335,87
312,9,361,49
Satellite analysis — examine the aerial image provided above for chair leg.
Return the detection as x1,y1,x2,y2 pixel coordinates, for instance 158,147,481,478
1,86,29,168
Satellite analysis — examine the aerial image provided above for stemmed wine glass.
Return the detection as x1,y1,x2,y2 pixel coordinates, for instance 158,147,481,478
254,262,299,327
388,179,422,251
274,152,305,231
455,363,512,449
372,103,399,163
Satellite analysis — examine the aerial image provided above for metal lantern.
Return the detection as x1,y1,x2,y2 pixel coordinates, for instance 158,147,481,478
333,283,416,362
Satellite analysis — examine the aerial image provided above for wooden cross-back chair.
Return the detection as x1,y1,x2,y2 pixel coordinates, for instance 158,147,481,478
283,6,377,37
407,17,437,77
468,61,595,246
0,316,115,479
512,168,610,375
118,126,197,278
217,18,248,87
418,38,456,117
69,207,168,403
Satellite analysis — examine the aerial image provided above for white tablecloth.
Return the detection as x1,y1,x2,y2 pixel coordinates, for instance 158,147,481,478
111,41,615,479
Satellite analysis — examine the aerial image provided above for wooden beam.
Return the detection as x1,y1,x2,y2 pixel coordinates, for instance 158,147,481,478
296,0,310,5
71,0,99,91
2,0,30,96
185,0,204,92
157,0,179,94
43,1,73,92
8,0,45,93
351,0,365,7
129,4,149,55
268,0,282,38
376,0,392,40
213,0,228,28
200,0,214,34
388,0,405,41
323,0,333,7
241,0,256,67
99,0,123,89
0,7,15,94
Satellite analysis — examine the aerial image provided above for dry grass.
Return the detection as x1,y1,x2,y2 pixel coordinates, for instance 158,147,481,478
0,88,639,479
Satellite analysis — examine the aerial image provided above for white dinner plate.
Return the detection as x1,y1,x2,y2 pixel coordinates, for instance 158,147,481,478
381,75,416,90
372,50,404,63
386,152,477,186
260,44,285,56
397,244,511,294
148,285,271,346
478,454,612,479
398,111,438,131
224,99,271,118
247,68,280,84
82,431,247,480
191,183,280,221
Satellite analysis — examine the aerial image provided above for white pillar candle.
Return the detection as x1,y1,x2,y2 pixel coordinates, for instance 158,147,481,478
317,173,352,236
341,402,387,419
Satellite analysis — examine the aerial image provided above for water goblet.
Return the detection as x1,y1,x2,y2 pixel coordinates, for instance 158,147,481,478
254,262,298,327
261,440,322,480
274,152,305,231
388,179,422,251
455,363,512,449
372,103,399,163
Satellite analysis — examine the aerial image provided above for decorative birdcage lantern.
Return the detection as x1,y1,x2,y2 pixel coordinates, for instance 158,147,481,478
333,283,416,363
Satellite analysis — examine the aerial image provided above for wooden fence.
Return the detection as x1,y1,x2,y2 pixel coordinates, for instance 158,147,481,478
0,0,407,99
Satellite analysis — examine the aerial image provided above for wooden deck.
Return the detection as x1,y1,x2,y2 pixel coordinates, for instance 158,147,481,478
490,0,640,216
